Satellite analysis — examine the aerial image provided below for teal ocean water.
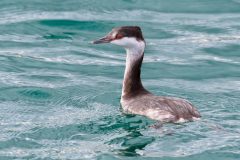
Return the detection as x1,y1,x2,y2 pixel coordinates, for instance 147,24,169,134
0,0,240,159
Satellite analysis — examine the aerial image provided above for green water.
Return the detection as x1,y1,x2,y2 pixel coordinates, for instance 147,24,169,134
0,0,240,159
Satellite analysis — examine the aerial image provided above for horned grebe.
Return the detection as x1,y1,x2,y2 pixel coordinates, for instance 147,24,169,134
93,26,200,124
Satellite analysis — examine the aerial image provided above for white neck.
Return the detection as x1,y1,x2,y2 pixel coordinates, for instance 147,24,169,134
111,37,145,97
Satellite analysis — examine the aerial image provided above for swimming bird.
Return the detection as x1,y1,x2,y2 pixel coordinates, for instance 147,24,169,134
93,26,201,124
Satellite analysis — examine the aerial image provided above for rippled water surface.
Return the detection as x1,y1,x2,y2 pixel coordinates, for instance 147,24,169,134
0,0,240,159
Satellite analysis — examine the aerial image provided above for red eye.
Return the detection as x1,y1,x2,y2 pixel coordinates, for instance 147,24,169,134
116,34,123,39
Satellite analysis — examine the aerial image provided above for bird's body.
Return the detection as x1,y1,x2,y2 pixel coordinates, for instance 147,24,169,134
121,93,200,123
93,26,201,124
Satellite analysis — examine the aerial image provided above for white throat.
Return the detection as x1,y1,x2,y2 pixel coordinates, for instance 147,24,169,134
111,37,145,56
111,37,145,97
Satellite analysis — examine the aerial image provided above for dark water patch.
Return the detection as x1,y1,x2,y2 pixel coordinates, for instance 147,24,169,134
104,116,156,156
90,114,152,134
0,20,111,42
100,115,153,134
38,20,114,32
116,134,155,157
43,33,72,40
18,88,51,99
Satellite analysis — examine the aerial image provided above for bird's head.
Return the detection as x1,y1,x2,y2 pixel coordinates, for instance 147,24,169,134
92,26,145,51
